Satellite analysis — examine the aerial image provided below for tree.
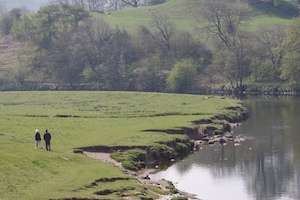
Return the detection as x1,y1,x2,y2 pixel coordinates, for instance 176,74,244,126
197,0,254,91
76,18,114,87
139,11,176,56
134,55,167,92
0,8,22,35
102,27,134,90
85,0,106,12
77,18,136,90
121,0,140,7
172,30,212,67
31,3,89,49
13,3,90,85
212,32,252,90
280,17,300,84
251,24,287,82
167,58,197,92
107,0,122,10
198,0,253,47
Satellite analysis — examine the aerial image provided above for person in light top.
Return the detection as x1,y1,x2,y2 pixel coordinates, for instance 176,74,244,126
35,129,42,149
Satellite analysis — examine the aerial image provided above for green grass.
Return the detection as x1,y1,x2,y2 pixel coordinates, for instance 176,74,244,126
94,0,294,33
0,91,243,199
93,0,202,32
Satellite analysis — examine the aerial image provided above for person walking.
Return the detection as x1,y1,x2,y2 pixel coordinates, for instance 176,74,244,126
43,130,51,151
35,129,42,149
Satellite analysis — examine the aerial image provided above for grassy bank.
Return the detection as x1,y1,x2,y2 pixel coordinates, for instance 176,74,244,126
0,91,245,199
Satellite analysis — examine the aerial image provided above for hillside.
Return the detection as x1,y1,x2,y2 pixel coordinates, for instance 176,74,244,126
94,0,293,33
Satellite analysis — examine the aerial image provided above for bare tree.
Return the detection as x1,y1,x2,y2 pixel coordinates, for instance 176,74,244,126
86,0,106,11
198,0,253,47
196,0,254,91
108,0,122,10
140,11,176,53
121,0,140,7
290,0,300,4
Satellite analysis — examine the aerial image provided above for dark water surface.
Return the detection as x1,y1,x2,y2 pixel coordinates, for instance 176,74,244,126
150,97,300,200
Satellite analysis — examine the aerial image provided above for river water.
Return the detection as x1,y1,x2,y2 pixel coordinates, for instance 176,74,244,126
150,96,300,200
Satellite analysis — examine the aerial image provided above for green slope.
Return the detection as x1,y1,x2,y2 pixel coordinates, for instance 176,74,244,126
94,0,293,33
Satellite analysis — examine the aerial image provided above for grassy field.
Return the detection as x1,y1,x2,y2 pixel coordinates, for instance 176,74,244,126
0,91,244,199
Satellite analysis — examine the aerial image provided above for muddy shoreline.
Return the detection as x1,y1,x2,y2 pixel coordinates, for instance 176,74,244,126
83,151,201,200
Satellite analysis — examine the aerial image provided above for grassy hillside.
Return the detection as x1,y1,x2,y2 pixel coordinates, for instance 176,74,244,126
95,0,293,33
0,91,244,199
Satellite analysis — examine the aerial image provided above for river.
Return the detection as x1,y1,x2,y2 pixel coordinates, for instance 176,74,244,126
150,96,300,200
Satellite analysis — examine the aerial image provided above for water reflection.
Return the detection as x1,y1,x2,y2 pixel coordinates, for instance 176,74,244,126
150,96,300,200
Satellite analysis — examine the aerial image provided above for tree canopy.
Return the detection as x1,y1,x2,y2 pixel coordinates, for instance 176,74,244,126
0,0,300,93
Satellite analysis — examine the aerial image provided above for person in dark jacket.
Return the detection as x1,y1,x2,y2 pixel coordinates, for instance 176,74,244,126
43,130,51,151
35,129,42,149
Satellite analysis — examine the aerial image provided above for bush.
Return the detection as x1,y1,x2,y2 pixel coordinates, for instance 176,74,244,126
149,145,175,160
110,149,147,171
167,58,197,92
122,161,138,171
127,149,147,162
175,142,189,154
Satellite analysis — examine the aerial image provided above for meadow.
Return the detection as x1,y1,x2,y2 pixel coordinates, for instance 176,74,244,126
0,91,244,199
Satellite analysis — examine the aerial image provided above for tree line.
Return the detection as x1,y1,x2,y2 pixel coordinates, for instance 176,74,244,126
1,0,300,93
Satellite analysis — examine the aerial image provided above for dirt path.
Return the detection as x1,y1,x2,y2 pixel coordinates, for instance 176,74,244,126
83,151,200,200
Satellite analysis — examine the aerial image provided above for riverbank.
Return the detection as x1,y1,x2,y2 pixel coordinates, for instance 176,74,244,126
79,107,248,200
84,151,201,200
